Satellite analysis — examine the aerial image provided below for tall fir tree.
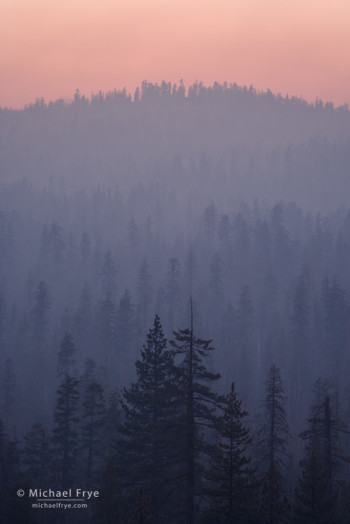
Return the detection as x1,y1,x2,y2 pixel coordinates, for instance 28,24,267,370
48,220,66,265
74,283,93,353
105,388,122,459
52,374,80,487
169,299,223,524
80,357,97,393
1,357,16,425
80,381,106,484
204,382,256,524
166,257,181,332
116,289,137,375
290,267,311,423
0,420,35,524
91,457,127,524
321,277,349,382
294,418,337,524
303,378,348,492
31,280,50,352
137,259,153,337
101,250,117,298
57,332,77,377
258,365,290,524
97,250,117,368
117,315,178,522
30,280,51,414
22,422,50,487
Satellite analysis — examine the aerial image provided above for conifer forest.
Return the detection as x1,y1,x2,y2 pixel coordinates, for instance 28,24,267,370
1,82,350,523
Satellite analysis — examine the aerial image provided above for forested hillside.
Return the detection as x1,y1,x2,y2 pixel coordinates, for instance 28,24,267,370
0,83,350,522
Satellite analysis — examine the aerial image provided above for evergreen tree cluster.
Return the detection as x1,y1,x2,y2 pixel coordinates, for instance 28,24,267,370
1,83,350,522
0,315,349,522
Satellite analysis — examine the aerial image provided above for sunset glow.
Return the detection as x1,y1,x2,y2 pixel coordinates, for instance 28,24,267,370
1,0,349,108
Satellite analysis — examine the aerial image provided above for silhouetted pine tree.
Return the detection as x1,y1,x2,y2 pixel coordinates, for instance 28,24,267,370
52,374,80,487
79,231,91,266
208,253,224,339
166,257,181,331
101,250,117,298
204,383,257,523
234,286,255,406
57,332,77,377
302,379,348,497
80,357,97,392
321,277,349,383
30,281,51,412
137,259,153,336
105,388,121,458
258,365,290,524
294,420,337,523
117,315,177,522
74,283,93,351
91,457,127,524
116,289,137,373
169,299,223,524
32,281,50,351
0,424,27,524
1,358,16,425
97,250,117,368
22,422,50,487
97,293,116,369
48,220,66,265
290,266,311,420
80,381,106,483
6,439,21,488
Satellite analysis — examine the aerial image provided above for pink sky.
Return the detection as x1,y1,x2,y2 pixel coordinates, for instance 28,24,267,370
1,0,349,108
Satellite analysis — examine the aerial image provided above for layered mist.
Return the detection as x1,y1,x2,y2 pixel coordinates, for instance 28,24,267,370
0,82,350,523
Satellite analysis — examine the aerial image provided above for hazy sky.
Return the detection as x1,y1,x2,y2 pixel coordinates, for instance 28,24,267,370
1,0,349,108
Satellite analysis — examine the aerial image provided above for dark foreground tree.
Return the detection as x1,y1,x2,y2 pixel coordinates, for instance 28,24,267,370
294,421,337,524
81,380,106,484
22,422,50,487
0,419,31,524
258,365,290,524
294,378,349,523
104,388,122,458
304,378,347,488
57,332,77,377
203,382,257,523
1,358,17,426
169,299,223,524
91,457,127,524
117,315,177,522
52,374,80,487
